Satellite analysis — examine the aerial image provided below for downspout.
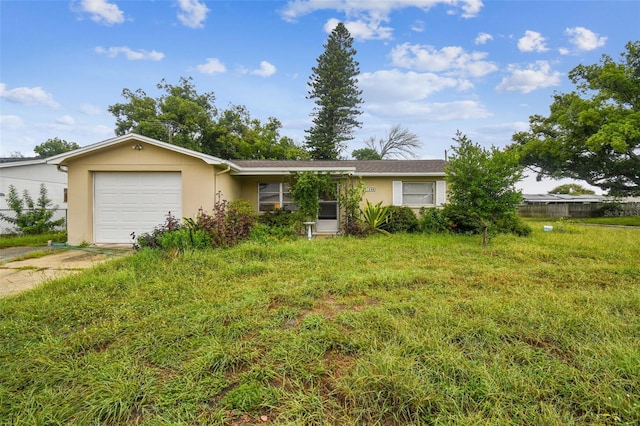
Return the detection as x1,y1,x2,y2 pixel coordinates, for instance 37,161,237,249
214,164,232,197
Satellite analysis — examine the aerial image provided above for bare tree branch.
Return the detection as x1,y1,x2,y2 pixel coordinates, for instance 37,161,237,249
365,124,422,159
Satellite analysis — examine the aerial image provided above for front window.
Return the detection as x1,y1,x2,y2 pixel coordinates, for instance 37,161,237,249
258,182,296,212
402,182,434,206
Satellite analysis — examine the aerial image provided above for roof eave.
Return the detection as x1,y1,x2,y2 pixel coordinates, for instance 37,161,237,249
46,133,228,166
0,158,49,168
353,172,446,177
232,167,357,176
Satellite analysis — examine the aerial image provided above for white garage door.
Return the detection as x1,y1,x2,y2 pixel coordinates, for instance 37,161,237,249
94,172,182,244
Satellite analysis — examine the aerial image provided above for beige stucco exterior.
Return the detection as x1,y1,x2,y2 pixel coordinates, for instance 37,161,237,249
58,138,228,245
48,134,446,245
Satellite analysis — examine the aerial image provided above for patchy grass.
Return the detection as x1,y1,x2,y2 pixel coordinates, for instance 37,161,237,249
0,232,67,248
1,227,638,425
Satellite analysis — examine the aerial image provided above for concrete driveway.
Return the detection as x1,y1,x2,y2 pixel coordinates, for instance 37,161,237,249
0,246,132,298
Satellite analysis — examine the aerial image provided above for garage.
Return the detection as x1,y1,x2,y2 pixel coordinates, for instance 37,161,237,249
94,172,182,244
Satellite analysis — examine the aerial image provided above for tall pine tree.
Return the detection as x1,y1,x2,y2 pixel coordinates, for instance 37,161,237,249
306,23,363,160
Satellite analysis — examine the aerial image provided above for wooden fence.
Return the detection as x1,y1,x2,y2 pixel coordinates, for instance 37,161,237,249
518,202,640,218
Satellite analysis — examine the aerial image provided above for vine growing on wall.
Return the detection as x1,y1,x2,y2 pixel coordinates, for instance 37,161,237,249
289,172,335,221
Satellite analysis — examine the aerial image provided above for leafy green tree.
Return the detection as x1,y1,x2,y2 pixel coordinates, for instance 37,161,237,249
34,138,80,157
352,148,382,160
109,77,216,152
510,41,640,196
0,184,65,234
445,132,528,245
548,184,596,195
213,105,308,160
108,77,304,159
306,22,363,159
363,124,422,159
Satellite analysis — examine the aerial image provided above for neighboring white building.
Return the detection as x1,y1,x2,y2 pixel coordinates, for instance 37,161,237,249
0,158,68,234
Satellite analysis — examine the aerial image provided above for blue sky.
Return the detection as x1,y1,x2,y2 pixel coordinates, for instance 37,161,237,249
1,0,639,192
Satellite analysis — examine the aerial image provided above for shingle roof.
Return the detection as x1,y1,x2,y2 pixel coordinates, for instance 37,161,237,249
231,159,447,175
0,157,46,167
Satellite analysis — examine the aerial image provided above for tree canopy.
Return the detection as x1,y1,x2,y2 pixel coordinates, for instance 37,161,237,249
305,22,363,160
510,41,640,196
548,184,595,195
352,148,382,160
445,132,527,244
108,77,307,160
34,138,80,157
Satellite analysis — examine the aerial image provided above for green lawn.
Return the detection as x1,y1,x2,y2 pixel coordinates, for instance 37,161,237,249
524,216,640,227
1,227,639,425
0,231,67,249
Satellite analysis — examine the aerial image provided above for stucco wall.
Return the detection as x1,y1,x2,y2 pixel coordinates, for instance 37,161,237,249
352,176,444,211
237,175,293,211
235,175,444,213
64,142,219,245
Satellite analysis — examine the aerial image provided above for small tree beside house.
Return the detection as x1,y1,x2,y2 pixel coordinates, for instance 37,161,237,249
444,132,530,245
0,184,65,234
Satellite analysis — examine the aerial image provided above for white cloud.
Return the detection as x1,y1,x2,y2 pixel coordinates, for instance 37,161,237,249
56,115,75,126
0,83,60,108
282,0,483,21
251,61,277,77
0,115,24,128
95,46,164,61
518,30,549,52
390,43,498,78
474,32,493,45
365,99,491,121
282,1,482,41
565,27,607,51
196,58,227,74
177,0,210,29
496,61,562,94
79,104,102,115
559,47,570,55
324,17,393,40
411,20,425,33
359,69,469,104
78,0,125,25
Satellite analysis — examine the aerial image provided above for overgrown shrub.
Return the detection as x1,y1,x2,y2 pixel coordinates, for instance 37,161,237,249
134,195,257,251
226,199,257,242
495,214,532,237
382,206,418,233
255,208,301,240
0,184,65,234
189,195,257,248
133,212,182,250
339,178,367,237
443,206,532,237
341,218,369,237
258,208,299,229
249,222,300,243
441,205,482,235
419,207,449,234
157,228,210,252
